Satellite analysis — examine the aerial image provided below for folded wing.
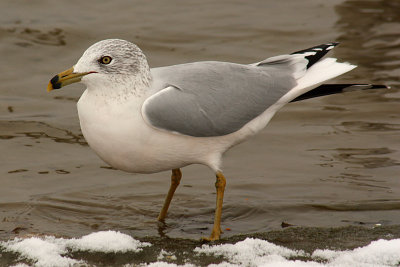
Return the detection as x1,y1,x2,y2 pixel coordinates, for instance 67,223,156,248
142,59,304,137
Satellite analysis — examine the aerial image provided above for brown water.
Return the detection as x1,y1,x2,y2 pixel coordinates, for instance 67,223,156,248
1,0,400,258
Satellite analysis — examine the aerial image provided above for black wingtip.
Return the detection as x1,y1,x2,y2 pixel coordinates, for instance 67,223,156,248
341,84,390,92
292,42,340,54
291,42,340,69
369,84,391,89
291,83,390,102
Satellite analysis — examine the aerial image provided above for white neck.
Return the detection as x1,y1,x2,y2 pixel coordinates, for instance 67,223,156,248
83,70,152,104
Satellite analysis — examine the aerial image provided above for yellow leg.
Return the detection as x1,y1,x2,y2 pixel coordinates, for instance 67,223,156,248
158,168,182,221
203,171,226,241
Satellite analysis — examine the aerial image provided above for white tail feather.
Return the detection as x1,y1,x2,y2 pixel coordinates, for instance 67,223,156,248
234,57,357,140
277,58,357,104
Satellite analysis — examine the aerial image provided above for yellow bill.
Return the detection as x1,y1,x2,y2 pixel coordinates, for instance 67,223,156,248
47,67,93,92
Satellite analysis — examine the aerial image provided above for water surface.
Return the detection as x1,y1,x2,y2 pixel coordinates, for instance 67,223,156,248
0,0,399,265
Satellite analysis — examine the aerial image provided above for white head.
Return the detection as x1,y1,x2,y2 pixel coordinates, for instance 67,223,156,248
47,39,151,97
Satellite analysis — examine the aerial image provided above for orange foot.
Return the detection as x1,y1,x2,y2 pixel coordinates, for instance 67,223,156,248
201,228,222,241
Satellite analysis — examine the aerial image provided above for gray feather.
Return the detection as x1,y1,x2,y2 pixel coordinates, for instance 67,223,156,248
143,58,301,137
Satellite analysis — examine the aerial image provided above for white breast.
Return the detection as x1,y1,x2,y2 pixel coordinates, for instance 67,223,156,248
76,90,228,173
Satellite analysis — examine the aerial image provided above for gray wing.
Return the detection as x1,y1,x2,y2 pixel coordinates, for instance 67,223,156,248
143,56,303,137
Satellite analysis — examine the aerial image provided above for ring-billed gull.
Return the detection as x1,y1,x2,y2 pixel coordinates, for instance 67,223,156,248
47,39,387,240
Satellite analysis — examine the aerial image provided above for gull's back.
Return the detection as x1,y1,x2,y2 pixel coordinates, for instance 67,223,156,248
146,60,301,137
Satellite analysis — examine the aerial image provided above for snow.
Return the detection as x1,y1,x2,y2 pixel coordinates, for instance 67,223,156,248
312,238,400,267
144,263,195,267
195,237,400,267
66,230,150,253
0,230,150,267
3,236,81,267
195,238,317,267
195,238,307,266
1,231,399,267
157,249,178,261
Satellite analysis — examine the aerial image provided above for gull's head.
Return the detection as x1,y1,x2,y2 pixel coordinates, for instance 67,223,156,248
47,39,150,92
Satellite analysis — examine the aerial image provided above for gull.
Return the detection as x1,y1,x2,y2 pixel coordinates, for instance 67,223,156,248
47,39,387,241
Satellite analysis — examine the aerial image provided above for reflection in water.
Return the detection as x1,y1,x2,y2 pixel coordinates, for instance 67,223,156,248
0,121,87,146
323,172,390,190
53,96,80,102
312,199,400,212
1,21,66,47
313,147,400,169
339,121,400,132
335,0,400,85
312,144,399,192
22,131,86,146
333,147,399,168
7,169,28,173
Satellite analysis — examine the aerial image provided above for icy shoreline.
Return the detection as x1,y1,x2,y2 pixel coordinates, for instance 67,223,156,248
1,226,400,267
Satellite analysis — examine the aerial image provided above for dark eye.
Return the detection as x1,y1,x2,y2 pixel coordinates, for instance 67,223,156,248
99,56,112,64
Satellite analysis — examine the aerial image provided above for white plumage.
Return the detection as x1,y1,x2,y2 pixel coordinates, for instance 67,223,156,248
48,39,359,240
76,43,355,173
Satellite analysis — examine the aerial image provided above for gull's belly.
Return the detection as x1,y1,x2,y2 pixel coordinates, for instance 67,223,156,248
77,97,224,173
78,114,180,173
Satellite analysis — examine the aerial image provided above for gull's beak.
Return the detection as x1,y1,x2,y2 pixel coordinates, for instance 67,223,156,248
47,67,93,92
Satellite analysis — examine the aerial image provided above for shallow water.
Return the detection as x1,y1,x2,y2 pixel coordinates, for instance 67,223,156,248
1,0,400,265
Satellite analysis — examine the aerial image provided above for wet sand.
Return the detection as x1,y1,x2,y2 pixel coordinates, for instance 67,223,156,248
1,0,400,265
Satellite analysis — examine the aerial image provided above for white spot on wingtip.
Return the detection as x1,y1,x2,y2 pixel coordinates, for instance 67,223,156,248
313,48,323,51
303,51,317,56
326,45,335,50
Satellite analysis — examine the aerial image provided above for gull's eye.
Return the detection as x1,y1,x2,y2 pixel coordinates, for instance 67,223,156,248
99,56,112,65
